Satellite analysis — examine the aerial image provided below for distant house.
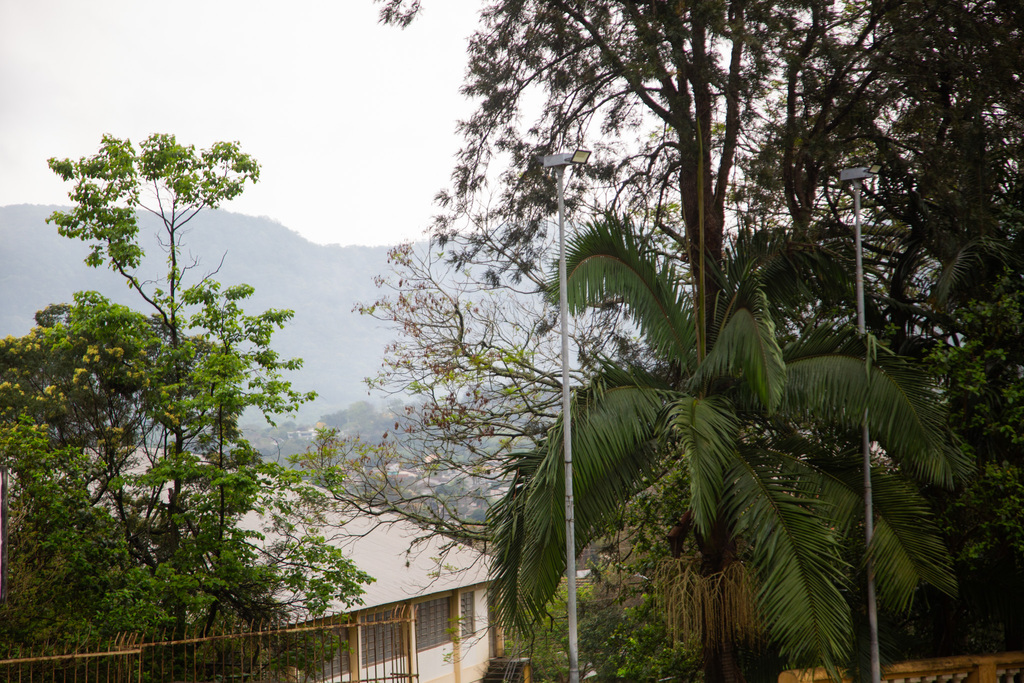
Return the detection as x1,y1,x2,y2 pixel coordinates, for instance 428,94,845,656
245,506,511,683
324,513,496,683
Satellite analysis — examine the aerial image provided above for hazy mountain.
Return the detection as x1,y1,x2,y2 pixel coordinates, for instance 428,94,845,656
0,204,401,423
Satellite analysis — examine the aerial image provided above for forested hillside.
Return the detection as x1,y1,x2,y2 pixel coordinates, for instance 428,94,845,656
0,203,399,422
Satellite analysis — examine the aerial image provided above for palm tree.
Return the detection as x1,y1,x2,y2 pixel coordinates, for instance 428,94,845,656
488,216,969,681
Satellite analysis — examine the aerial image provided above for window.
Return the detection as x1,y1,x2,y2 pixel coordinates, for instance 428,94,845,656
318,628,350,678
362,609,403,666
461,591,475,638
415,597,451,651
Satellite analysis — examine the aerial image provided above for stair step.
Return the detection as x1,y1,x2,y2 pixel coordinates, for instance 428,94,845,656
482,657,531,682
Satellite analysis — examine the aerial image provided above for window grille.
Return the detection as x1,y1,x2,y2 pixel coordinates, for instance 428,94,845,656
319,627,351,677
460,591,475,638
415,597,451,651
362,609,404,666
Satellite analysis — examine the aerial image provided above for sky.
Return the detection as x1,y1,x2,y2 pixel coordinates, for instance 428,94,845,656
0,0,482,247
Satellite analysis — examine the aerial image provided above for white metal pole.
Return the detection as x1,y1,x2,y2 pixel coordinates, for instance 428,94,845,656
853,182,866,334
853,181,881,683
555,165,581,683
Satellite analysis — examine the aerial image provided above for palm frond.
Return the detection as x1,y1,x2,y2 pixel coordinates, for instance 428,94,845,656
487,369,666,635
730,229,853,315
764,438,958,610
696,282,786,412
868,473,957,609
783,324,969,486
928,236,1011,308
664,394,738,535
488,449,550,633
752,434,865,528
728,447,853,671
560,215,697,370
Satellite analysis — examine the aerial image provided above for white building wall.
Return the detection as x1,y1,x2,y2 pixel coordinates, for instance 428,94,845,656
457,588,491,682
417,641,457,683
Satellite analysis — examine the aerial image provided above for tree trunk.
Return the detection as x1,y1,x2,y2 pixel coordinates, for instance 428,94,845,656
698,516,747,683
704,637,747,683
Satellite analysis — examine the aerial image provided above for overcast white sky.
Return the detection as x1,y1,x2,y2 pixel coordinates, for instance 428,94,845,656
0,0,482,246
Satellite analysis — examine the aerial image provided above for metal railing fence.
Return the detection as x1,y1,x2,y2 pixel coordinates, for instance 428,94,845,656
0,616,414,683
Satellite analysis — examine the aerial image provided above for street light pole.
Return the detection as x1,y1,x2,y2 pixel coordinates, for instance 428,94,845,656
840,164,882,683
541,149,590,683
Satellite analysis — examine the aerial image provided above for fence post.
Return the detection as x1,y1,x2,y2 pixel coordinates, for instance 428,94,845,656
969,661,998,683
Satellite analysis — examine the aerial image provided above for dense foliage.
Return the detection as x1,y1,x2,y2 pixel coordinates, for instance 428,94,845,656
360,0,1024,679
511,578,701,683
488,218,965,679
0,135,370,648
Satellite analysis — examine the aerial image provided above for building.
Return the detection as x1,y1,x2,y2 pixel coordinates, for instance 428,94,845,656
325,512,495,683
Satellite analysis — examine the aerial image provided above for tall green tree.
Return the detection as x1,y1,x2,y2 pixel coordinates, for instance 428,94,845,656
908,270,1024,655
825,2,1024,357
0,134,370,644
806,2,1024,655
377,1,938,285
488,217,967,680
381,0,783,277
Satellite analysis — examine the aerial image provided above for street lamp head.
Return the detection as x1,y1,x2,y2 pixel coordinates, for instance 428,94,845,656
570,149,591,164
840,164,881,182
541,149,592,168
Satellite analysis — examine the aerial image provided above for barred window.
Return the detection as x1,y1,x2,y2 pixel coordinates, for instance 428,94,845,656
461,591,475,638
416,597,451,651
318,628,351,678
362,609,403,666
339,644,350,675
